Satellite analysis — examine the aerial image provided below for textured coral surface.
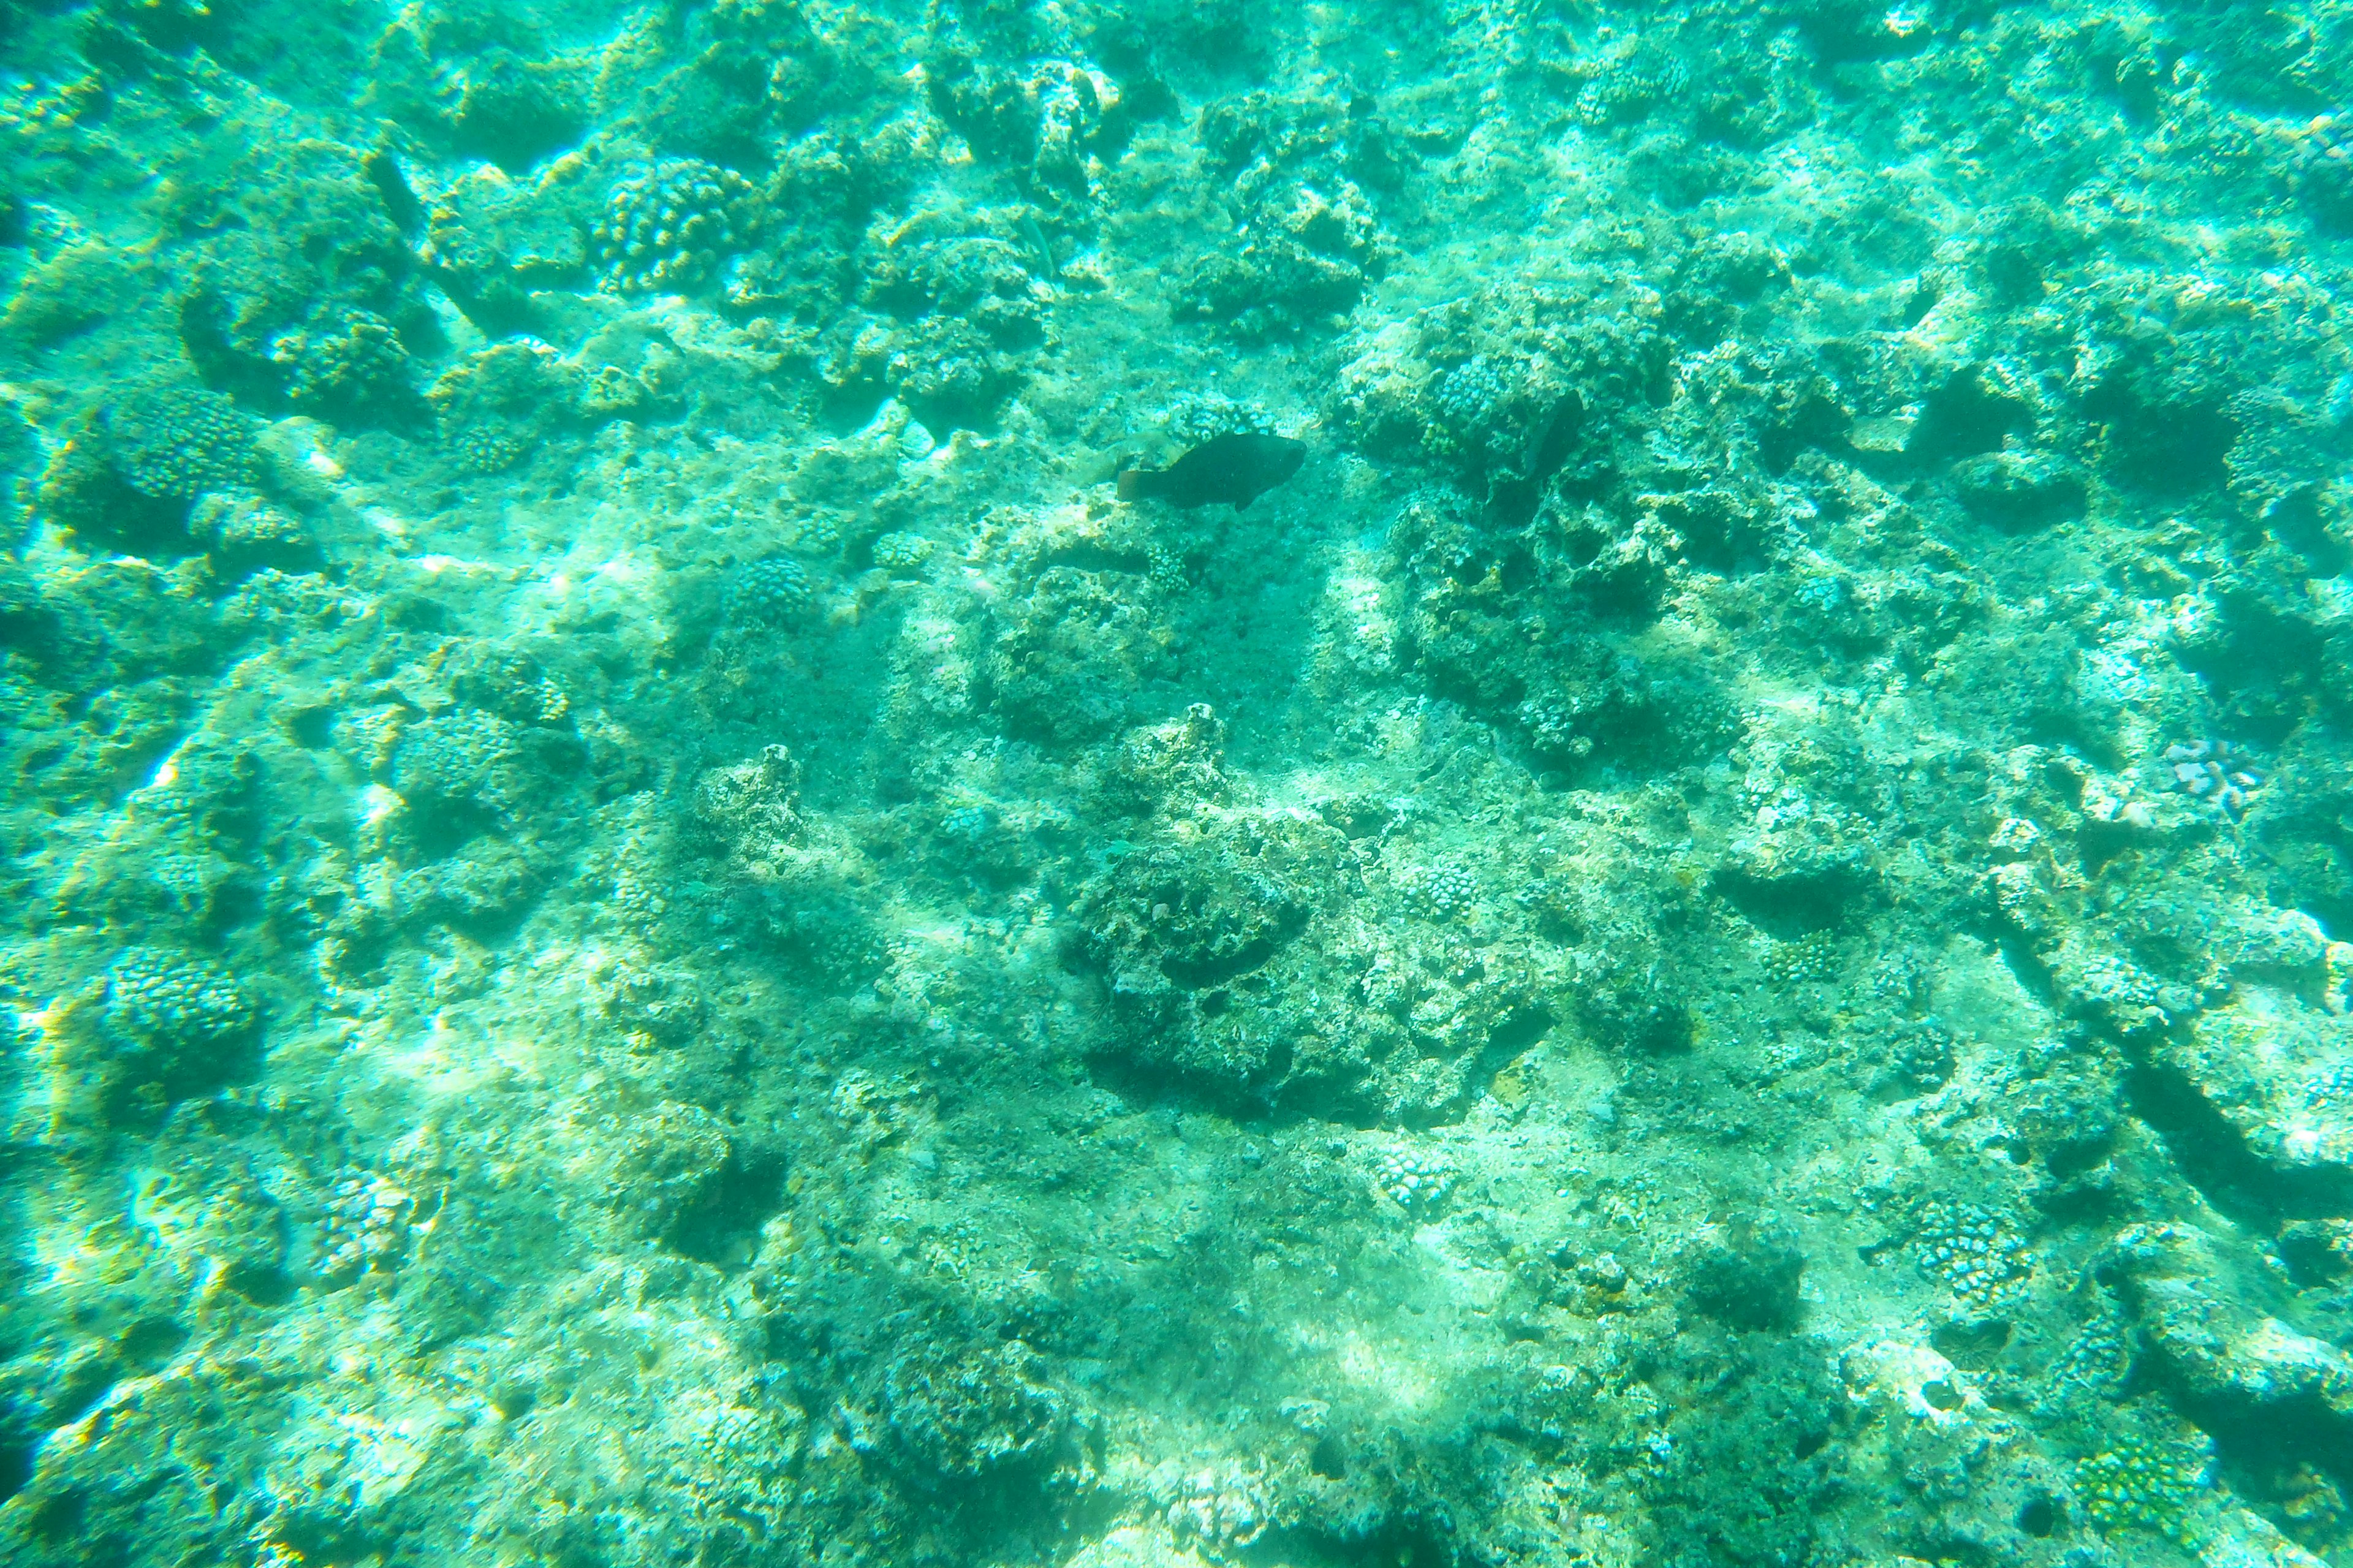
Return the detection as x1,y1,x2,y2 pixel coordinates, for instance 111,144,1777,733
6,2,2353,1567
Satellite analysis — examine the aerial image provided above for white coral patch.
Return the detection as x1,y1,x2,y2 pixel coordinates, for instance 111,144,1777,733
1840,1339,1980,1426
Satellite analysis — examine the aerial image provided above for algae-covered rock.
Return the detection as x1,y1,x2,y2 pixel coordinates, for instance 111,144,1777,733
1066,1525,1217,1568
989,562,1175,742
1644,1335,1849,1566
681,745,881,983
1677,1218,1805,1331
1387,483,1728,773
852,233,1051,426
881,1338,1073,1479
1075,803,1553,1119
1078,806,1337,1094
2152,990,2353,1178
610,1100,738,1244
178,137,417,387
2092,1221,2353,1512
1336,274,1667,493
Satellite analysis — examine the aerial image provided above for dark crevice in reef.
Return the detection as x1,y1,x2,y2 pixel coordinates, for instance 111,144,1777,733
2179,1384,2353,1530
2124,1062,2353,1224
2001,918,2353,1228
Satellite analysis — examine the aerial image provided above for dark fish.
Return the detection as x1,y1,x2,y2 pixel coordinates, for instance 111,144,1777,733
1116,432,1307,510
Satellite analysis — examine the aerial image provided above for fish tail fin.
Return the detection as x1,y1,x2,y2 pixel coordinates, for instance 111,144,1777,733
1116,465,1152,502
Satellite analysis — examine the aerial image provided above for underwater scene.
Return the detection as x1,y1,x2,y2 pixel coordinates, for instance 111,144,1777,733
9,0,2353,1564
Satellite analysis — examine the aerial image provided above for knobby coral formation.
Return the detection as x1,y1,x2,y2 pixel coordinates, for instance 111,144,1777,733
592,157,760,295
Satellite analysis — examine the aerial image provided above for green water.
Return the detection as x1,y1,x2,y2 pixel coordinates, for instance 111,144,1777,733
3,2,2352,1564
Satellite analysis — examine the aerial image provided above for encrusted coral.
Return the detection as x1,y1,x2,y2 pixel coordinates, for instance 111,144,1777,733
881,1339,1070,1477
1176,85,1395,336
99,385,256,502
1381,480,1708,772
393,710,528,811
936,803,992,844
2304,1062,2353,1110
1572,44,1689,126
317,1170,415,1282
429,339,588,468
104,945,256,1047
1763,931,1841,985
870,530,933,572
449,424,528,472
272,305,414,416
1914,1200,2033,1311
1150,1460,1270,1553
1373,1143,1455,1209
2075,1430,2209,1543
593,159,758,294
1414,862,1479,918
721,555,816,624
190,491,305,555
1162,391,1275,445
2158,739,2265,820
2053,1301,2134,1395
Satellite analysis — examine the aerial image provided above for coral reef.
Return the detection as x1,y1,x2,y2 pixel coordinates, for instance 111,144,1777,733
94,387,257,504
7,3,2353,1567
1372,1143,1454,1210
102,944,256,1053
881,1339,1074,1479
869,529,933,572
593,159,759,295
272,305,417,420
721,555,817,624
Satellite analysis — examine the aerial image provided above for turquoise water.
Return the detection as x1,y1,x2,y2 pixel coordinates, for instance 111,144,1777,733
4,2,2353,1564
